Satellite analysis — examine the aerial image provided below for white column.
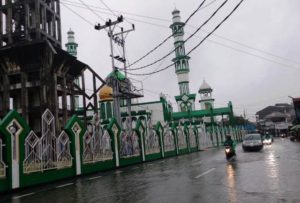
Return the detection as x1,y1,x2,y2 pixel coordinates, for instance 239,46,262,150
75,132,81,175
114,133,119,167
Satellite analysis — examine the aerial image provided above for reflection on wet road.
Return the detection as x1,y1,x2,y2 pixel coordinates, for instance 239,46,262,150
1,138,300,203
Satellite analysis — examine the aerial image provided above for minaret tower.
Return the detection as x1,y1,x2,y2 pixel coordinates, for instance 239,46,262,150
170,9,195,112
198,80,214,110
65,29,78,56
199,80,215,123
65,29,79,109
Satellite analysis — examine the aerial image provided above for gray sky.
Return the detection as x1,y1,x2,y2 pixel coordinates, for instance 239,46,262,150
60,0,300,121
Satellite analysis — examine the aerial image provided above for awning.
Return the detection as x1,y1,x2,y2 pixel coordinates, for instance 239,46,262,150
291,124,300,131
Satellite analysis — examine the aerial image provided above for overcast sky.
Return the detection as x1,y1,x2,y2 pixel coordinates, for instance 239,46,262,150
60,0,300,121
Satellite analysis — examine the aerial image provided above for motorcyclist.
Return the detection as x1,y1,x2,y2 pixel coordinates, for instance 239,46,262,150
224,135,236,155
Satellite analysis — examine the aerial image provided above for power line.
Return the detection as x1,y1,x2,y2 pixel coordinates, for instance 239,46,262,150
205,39,300,71
141,56,169,81
127,0,208,68
61,1,300,73
127,0,245,76
78,0,106,22
62,0,300,67
126,0,228,71
61,0,170,22
196,28,300,66
98,0,118,16
61,2,94,26
187,0,244,55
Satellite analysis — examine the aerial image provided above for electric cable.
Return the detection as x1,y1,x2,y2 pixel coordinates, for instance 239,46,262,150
61,2,94,26
126,0,228,71
127,0,207,68
62,1,300,74
61,0,300,67
127,0,244,76
78,0,106,22
98,0,118,16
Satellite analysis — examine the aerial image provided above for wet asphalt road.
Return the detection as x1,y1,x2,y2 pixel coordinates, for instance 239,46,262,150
1,138,300,203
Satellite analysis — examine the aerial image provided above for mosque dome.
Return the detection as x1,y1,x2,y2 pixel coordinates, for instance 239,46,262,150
99,85,113,101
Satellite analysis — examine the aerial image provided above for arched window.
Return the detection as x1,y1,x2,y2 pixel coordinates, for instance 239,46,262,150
107,102,112,119
100,103,106,119
182,61,186,70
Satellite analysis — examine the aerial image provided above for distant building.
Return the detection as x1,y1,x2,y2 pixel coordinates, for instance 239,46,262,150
256,103,295,135
291,97,300,123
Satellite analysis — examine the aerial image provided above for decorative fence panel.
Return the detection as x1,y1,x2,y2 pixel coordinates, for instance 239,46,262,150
120,130,140,158
177,124,187,150
56,131,72,169
188,125,197,149
22,109,73,174
82,121,113,164
163,125,176,153
145,127,160,155
0,138,6,178
23,131,41,173
198,125,213,149
40,110,58,171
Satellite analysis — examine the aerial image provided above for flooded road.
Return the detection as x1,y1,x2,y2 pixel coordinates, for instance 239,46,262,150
2,138,300,203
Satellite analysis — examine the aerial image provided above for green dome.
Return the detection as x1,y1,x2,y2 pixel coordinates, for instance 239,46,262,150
107,70,126,81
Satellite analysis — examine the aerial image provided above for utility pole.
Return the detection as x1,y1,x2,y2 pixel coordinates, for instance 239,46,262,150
95,16,123,125
112,24,135,133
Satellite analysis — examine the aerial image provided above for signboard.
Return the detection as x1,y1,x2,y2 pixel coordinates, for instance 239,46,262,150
275,122,289,130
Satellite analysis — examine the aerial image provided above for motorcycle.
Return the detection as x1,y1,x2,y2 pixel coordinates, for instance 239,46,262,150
225,146,236,161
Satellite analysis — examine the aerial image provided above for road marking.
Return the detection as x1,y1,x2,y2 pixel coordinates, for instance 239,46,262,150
89,175,102,180
56,183,74,188
192,161,202,166
12,192,35,199
195,168,216,179
159,161,165,163
147,163,153,166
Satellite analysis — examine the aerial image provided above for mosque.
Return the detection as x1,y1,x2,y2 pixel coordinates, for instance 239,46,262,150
0,3,239,193
94,9,234,127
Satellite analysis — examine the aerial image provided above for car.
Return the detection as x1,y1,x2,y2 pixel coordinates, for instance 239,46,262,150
242,133,263,151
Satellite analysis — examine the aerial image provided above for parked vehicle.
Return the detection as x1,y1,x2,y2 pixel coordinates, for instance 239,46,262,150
242,133,263,151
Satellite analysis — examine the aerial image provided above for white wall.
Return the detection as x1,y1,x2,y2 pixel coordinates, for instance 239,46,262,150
121,102,164,124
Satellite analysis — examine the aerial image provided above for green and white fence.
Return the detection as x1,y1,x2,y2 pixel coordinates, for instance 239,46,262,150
0,110,246,193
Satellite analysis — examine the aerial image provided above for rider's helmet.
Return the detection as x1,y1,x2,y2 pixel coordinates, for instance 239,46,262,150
226,134,232,139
